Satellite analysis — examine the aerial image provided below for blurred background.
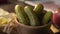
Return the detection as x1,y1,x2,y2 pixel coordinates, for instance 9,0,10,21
0,0,60,34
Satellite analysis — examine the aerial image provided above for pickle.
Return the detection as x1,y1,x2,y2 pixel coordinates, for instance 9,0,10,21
15,5,30,25
24,6,40,26
42,11,53,24
33,3,44,14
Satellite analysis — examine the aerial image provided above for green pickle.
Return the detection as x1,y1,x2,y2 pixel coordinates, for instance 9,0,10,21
14,4,53,26
15,5,30,25
33,4,44,25
42,11,53,24
24,6,40,26
33,3,44,14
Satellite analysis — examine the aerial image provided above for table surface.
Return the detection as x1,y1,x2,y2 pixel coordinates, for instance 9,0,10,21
0,1,59,34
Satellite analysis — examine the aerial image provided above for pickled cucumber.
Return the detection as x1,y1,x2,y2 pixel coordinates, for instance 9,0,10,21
15,5,30,25
33,3,44,14
42,11,53,24
24,6,40,26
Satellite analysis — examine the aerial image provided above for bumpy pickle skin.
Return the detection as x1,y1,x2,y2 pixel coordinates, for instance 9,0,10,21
24,6,40,26
15,5,30,25
33,3,44,14
42,11,53,24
